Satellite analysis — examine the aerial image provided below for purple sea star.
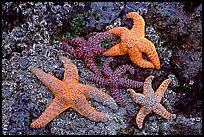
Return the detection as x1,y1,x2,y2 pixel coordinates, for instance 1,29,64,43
85,57,143,107
61,32,118,74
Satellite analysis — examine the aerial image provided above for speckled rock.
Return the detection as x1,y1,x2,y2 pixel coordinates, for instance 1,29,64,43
170,115,202,135
87,2,125,31
125,2,150,15
2,2,202,135
172,49,202,84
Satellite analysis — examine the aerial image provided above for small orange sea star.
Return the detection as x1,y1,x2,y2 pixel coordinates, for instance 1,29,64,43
127,75,176,129
29,56,118,128
104,12,161,70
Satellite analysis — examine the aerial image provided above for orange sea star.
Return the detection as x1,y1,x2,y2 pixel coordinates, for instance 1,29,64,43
127,75,176,129
30,56,118,128
104,12,161,70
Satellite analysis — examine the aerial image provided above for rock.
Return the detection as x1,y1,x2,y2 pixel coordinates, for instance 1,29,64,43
87,2,124,31
2,2,202,135
125,2,150,15
20,57,30,70
172,49,202,84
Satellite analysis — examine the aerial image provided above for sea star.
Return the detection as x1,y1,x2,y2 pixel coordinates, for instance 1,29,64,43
104,12,161,70
30,56,118,128
61,32,118,74
86,57,143,107
127,75,176,129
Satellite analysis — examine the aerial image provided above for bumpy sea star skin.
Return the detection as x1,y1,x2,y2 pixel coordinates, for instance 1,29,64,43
104,12,161,70
29,56,118,128
127,75,176,129
85,57,143,107
62,32,118,74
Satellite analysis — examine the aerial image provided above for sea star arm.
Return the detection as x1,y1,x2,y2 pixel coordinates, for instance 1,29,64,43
84,57,100,74
153,103,176,120
109,84,126,107
104,43,126,56
102,57,114,77
127,89,146,105
59,56,79,83
68,37,87,47
30,97,69,128
119,78,143,89
155,79,171,102
62,38,78,57
143,75,155,97
136,106,152,129
105,27,129,37
114,65,135,77
114,64,143,89
137,38,161,70
78,84,118,110
88,32,118,45
85,73,106,87
30,67,63,96
93,46,106,56
128,46,155,69
71,94,109,122
126,12,145,37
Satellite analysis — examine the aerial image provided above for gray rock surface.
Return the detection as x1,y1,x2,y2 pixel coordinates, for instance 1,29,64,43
87,2,125,31
2,2,202,135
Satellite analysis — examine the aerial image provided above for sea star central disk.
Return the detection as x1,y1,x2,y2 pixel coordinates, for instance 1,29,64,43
62,32,118,74
104,12,161,70
86,57,143,107
30,56,118,128
127,75,176,129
